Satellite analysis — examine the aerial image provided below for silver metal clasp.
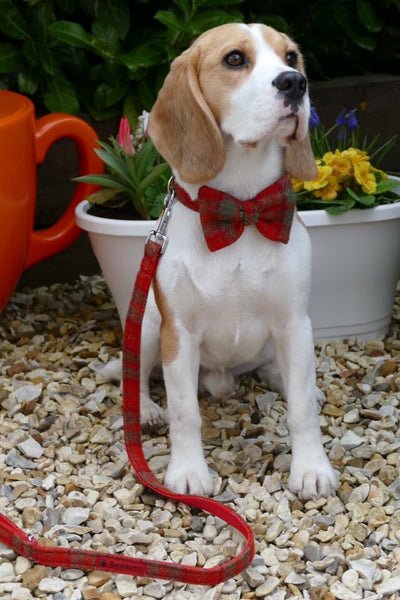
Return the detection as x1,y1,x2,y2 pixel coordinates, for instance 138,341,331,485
146,176,176,254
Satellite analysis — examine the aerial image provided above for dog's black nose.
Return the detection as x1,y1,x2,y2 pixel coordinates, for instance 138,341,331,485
272,71,307,101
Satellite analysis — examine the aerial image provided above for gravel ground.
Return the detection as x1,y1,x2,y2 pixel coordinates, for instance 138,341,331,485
0,276,399,600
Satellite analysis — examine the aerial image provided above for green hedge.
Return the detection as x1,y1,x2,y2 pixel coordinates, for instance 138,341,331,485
0,0,398,121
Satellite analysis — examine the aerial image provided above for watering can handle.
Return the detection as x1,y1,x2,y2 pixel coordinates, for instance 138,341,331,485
25,113,103,269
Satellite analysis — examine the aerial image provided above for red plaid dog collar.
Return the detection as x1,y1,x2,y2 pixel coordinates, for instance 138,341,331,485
175,174,296,251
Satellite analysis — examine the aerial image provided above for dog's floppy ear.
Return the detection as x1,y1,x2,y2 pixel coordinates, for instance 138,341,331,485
284,134,318,181
147,46,225,184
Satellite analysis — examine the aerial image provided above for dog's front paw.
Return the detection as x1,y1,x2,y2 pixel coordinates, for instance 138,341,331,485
164,458,214,496
288,455,338,500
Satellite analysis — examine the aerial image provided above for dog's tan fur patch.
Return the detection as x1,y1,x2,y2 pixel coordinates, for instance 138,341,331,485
153,277,179,365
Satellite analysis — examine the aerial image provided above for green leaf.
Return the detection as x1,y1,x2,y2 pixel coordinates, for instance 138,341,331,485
346,187,362,201
22,40,40,67
134,140,159,182
32,3,55,42
17,68,39,95
375,178,400,194
43,75,79,113
358,194,376,206
325,202,355,215
93,80,129,110
144,185,165,219
92,19,120,47
90,37,119,60
189,10,243,34
0,1,31,40
39,46,59,75
73,173,128,191
0,43,22,73
154,10,188,33
357,0,383,33
350,29,376,51
123,92,141,130
96,0,130,41
137,162,170,197
369,135,398,165
172,0,191,18
120,41,166,72
94,143,135,189
347,188,375,206
48,21,94,52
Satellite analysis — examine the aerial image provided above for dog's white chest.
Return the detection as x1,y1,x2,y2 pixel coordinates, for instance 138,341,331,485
199,263,272,367
159,211,292,368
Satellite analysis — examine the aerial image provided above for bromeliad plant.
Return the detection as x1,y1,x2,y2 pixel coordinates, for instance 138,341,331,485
294,108,399,214
75,114,170,220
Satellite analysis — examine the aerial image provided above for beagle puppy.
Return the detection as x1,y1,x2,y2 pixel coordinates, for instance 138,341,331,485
138,23,338,500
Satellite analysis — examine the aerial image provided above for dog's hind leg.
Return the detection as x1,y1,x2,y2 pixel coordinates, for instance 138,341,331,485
257,340,325,404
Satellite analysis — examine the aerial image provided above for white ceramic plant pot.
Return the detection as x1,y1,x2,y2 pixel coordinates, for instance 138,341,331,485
301,199,400,343
75,201,156,325
76,197,400,342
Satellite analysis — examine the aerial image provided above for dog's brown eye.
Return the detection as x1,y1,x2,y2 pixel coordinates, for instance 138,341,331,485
224,50,246,68
286,51,298,68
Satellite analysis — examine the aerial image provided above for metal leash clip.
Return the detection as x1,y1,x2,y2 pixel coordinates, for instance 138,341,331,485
146,176,176,254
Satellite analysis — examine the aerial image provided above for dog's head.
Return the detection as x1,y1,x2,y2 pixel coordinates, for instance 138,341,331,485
148,23,317,184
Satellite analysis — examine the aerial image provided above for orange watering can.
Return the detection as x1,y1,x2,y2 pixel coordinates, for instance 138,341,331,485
0,90,103,312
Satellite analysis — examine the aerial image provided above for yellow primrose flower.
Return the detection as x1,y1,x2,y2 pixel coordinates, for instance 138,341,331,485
323,149,352,178
341,147,369,164
313,175,341,201
303,165,332,191
291,177,305,193
353,161,377,194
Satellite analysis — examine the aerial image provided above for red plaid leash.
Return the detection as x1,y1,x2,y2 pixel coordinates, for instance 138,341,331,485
0,179,254,585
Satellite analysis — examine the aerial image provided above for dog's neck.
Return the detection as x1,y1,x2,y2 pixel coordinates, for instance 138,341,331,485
174,137,285,201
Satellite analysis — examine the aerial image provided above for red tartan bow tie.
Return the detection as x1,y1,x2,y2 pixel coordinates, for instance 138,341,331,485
174,174,296,252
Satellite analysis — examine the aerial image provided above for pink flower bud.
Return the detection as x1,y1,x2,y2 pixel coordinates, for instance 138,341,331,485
117,116,134,156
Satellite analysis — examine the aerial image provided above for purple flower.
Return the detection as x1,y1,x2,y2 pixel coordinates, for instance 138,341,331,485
346,109,358,130
309,105,320,128
335,111,347,127
335,109,358,130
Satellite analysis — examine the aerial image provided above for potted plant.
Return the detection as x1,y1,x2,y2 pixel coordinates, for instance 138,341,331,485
294,108,400,342
75,109,400,342
75,114,170,324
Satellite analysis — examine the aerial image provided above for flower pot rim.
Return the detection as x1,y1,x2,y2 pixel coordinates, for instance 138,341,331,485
299,175,400,227
75,200,156,235
299,199,400,227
